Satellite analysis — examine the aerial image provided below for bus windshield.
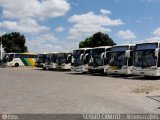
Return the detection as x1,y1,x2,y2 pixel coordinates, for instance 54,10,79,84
57,53,68,64
133,43,158,67
3,54,14,62
72,50,84,65
108,52,127,66
92,48,105,58
50,54,57,63
45,54,51,63
37,54,46,63
92,48,105,66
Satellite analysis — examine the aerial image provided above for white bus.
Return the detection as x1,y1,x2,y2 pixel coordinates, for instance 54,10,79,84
71,48,92,73
3,53,37,67
36,53,47,68
56,52,72,70
43,52,57,70
107,44,135,75
132,42,160,77
88,46,111,74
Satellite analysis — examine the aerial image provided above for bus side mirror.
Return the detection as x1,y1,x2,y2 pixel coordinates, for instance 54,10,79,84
67,55,71,62
89,57,93,63
84,53,89,60
125,50,131,58
155,48,159,57
80,54,84,60
71,57,74,63
101,53,104,60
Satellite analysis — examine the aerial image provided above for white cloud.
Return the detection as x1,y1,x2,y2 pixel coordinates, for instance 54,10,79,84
100,9,111,15
133,28,160,44
0,0,70,19
26,33,77,52
116,30,136,40
41,34,58,41
153,27,160,36
132,36,160,44
0,18,49,34
68,10,123,39
26,33,61,52
55,26,64,32
0,31,6,36
144,36,160,42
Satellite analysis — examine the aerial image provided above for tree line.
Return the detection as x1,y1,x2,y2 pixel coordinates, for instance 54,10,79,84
0,32,116,53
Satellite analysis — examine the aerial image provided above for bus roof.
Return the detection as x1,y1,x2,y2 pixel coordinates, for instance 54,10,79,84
57,52,72,54
135,41,160,45
112,44,135,47
73,48,92,51
92,46,111,49
46,52,58,54
5,52,38,55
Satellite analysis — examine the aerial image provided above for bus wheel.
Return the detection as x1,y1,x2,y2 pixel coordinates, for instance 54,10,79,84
43,67,46,70
101,69,106,76
15,63,19,67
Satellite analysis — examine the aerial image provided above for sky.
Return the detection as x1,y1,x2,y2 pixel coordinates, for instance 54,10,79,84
1,0,160,53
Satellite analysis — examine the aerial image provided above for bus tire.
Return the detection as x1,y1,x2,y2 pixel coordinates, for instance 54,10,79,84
101,69,106,76
15,63,19,67
43,67,46,70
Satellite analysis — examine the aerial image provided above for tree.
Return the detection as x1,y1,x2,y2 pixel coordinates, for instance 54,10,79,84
79,32,116,48
0,32,28,53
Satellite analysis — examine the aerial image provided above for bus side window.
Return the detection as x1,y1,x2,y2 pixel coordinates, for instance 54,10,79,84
128,51,133,66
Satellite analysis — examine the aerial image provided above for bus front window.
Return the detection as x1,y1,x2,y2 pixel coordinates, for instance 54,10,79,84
72,50,84,65
134,50,157,67
51,54,57,63
92,48,105,66
3,55,9,63
109,52,127,66
57,54,67,64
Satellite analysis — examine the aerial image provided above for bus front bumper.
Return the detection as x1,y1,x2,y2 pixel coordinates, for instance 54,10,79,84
107,66,133,75
71,65,88,73
71,66,83,72
132,67,160,76
88,66,105,73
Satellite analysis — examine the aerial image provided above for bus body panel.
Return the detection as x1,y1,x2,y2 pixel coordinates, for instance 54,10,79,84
3,53,37,67
36,53,47,67
88,65,106,73
88,46,111,74
107,44,135,75
71,64,88,73
56,52,72,70
71,48,91,73
132,67,160,76
107,65,133,75
132,42,160,77
56,63,71,70
43,52,57,70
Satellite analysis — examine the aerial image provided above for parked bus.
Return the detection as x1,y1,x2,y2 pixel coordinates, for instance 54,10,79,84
107,44,135,75
43,52,57,70
71,48,92,73
132,42,160,77
56,52,72,70
36,53,47,67
88,46,111,74
3,53,37,67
